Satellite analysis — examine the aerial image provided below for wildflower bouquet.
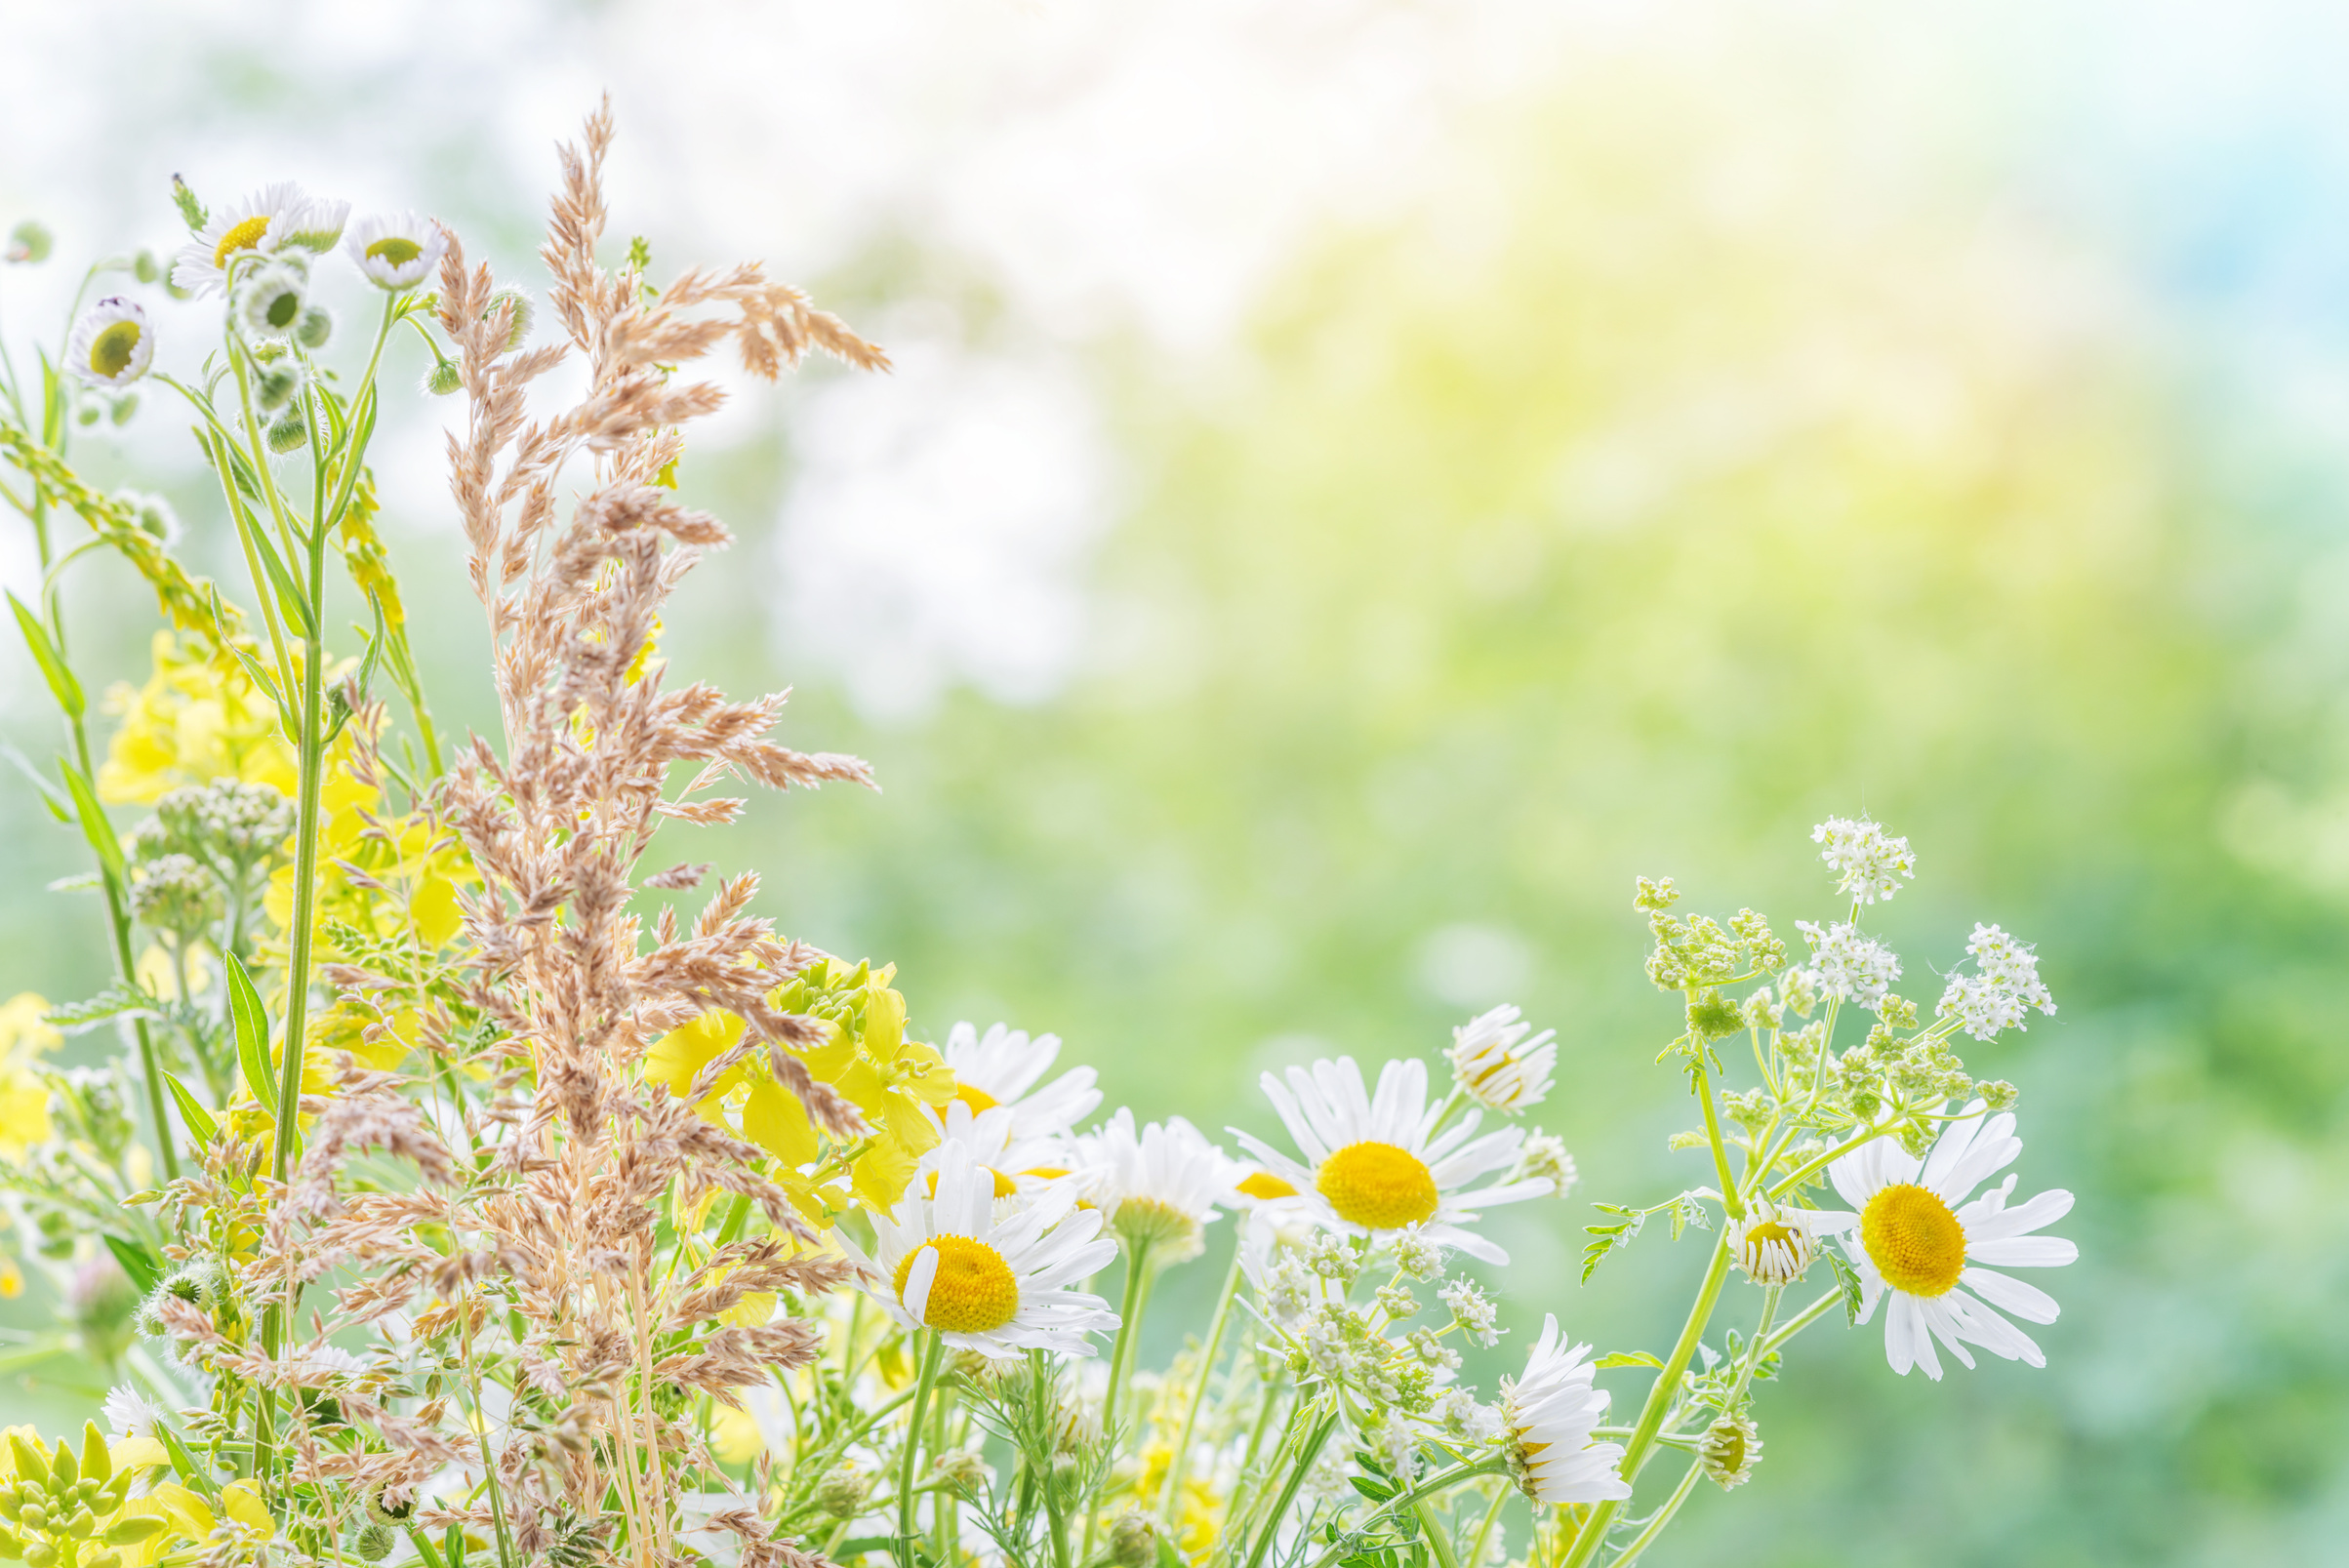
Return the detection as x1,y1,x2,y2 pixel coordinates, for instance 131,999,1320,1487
0,103,2076,1568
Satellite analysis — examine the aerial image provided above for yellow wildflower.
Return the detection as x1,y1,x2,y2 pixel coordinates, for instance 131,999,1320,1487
99,633,295,803
708,1404,762,1466
0,992,61,1159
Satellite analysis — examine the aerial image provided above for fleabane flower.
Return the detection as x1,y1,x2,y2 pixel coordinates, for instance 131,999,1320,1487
279,193,348,254
171,181,309,297
1808,1102,2076,1380
941,1021,1101,1140
66,298,153,385
1445,1003,1557,1114
843,1140,1118,1359
1792,920,1900,1011
1935,923,2056,1041
1079,1109,1235,1263
236,260,309,342
344,212,449,293
1499,1315,1630,1505
1812,816,1916,905
1232,1056,1552,1265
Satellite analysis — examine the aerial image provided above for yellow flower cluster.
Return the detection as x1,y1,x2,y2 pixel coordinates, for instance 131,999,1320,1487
97,634,293,804
0,992,59,1163
645,958,956,1228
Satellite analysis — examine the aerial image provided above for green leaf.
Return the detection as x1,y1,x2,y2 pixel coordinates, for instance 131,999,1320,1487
7,592,83,718
3,743,73,824
1594,1350,1665,1370
225,951,276,1113
1826,1243,1866,1325
45,982,160,1032
101,1235,160,1296
1350,1475,1397,1502
59,760,125,886
163,1071,219,1147
245,520,315,638
45,870,101,892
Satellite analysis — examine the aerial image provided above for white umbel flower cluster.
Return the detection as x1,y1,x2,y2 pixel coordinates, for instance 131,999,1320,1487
1812,816,1917,904
1935,923,2057,1041
1793,919,1901,1009
1445,1003,1558,1113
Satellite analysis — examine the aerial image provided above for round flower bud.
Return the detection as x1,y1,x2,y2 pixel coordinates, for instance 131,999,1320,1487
133,250,161,284
424,358,463,397
1109,1510,1157,1568
235,260,309,342
6,221,53,265
266,409,309,455
295,306,335,351
486,287,535,351
1725,1200,1819,1287
108,393,140,427
115,491,180,544
1698,1412,1762,1491
350,1522,396,1561
255,361,304,414
812,1465,870,1519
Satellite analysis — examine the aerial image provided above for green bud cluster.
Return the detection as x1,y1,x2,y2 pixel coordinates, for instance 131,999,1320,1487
0,1427,162,1568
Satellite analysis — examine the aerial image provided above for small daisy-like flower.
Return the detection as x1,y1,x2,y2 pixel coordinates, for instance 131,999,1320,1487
1445,1004,1558,1114
1513,1130,1578,1199
1499,1315,1630,1505
344,212,449,293
101,1384,168,1441
171,181,309,297
1233,1056,1552,1265
1698,1412,1762,1490
1808,1103,2076,1380
941,1021,1102,1140
1079,1109,1235,1263
1935,923,2057,1042
843,1141,1119,1360
915,1100,1072,1203
1812,816,1917,905
1725,1198,1826,1286
66,298,153,385
237,259,310,342
1792,920,1901,1011
279,193,349,254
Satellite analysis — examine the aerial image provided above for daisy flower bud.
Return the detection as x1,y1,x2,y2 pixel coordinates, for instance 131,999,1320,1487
114,491,179,544
1512,1131,1577,1199
65,299,153,386
255,360,305,415
236,260,308,342
1726,1199,1821,1286
5,221,53,265
1446,1003,1558,1113
133,250,161,284
264,408,308,455
107,392,140,427
1108,1510,1157,1568
813,1465,871,1518
487,286,536,351
344,213,449,293
349,1523,395,1563
295,306,335,351
1699,1411,1762,1489
424,358,463,396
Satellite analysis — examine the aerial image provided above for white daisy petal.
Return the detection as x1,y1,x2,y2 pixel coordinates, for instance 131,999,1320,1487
942,1021,1102,1140
1960,1266,2062,1324
1966,1234,2080,1269
65,298,153,386
1500,1315,1631,1505
1963,1186,2074,1242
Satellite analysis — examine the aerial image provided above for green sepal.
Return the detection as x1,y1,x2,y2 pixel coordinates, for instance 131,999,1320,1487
99,1521,159,1548
45,1444,72,1491
7,1434,48,1488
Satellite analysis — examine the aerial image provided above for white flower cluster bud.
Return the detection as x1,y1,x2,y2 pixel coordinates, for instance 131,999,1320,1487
1812,816,1917,904
1792,920,1901,1010
1439,1279,1500,1347
1935,923,2056,1041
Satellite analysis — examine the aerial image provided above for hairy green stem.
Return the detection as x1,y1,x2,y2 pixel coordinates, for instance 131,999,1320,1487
1160,1221,1246,1527
1084,1238,1156,1562
895,1330,944,1568
1603,1460,1703,1568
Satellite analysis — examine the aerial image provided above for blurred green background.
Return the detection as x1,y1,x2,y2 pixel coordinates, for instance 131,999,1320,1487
6,1,2349,1562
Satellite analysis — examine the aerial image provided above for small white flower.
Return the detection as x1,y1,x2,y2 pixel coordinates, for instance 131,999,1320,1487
841,1140,1119,1360
1445,1004,1558,1114
101,1385,168,1441
279,194,349,254
1513,1132,1578,1200
1370,1413,1421,1485
1438,1387,1505,1443
1499,1316,1630,1505
1812,816,1917,905
1438,1278,1500,1347
1934,923,2057,1042
1793,920,1901,1010
171,181,310,297
1077,1108,1235,1263
1233,1056,1553,1265
66,298,153,385
1808,1103,2077,1380
236,259,310,342
343,211,449,293
942,1021,1102,1140
1725,1199,1826,1286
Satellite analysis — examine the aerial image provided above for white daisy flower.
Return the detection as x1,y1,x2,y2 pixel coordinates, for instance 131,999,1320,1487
344,211,449,293
1077,1108,1236,1262
1232,1056,1553,1265
1808,1102,2077,1380
171,181,309,297
101,1384,168,1441
65,298,153,385
279,193,349,255
915,1100,1079,1203
236,259,309,342
941,1021,1102,1140
1446,1003,1558,1114
844,1140,1119,1360
1724,1198,1828,1286
1499,1315,1631,1505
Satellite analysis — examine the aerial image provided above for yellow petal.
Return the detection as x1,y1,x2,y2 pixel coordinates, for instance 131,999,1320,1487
742,1079,819,1166
222,1478,274,1536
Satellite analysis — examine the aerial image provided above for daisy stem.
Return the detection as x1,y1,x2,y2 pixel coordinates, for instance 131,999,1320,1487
1600,1456,1703,1568
1240,1405,1339,1568
1729,1286,1781,1409
1463,1477,1510,1568
1693,1058,1742,1220
1763,1116,1900,1202
1159,1220,1247,1528
1759,1286,1842,1357
1299,1458,1505,1568
895,1329,944,1568
1085,1238,1157,1561
1555,1235,1733,1568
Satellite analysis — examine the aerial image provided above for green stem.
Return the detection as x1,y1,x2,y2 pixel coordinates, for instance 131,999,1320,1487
1760,1286,1842,1357
1160,1222,1246,1526
1601,1460,1703,1568
894,1331,943,1568
1084,1239,1156,1562
1240,1406,1338,1568
1299,1455,1505,1568
1557,1235,1734,1568
1464,1480,1509,1568
1763,1116,1899,1202
1692,1055,1742,1220
1416,1497,1463,1568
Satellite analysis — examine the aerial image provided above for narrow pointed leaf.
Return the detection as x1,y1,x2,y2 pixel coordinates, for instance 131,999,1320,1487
225,951,275,1112
8,591,83,718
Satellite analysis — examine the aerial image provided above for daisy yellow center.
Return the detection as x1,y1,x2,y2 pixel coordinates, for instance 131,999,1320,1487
1237,1171,1297,1201
924,1167,1017,1199
1316,1141,1438,1229
365,235,424,267
894,1235,1019,1334
1859,1183,1966,1297
213,216,271,268
952,1082,999,1114
88,321,142,377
